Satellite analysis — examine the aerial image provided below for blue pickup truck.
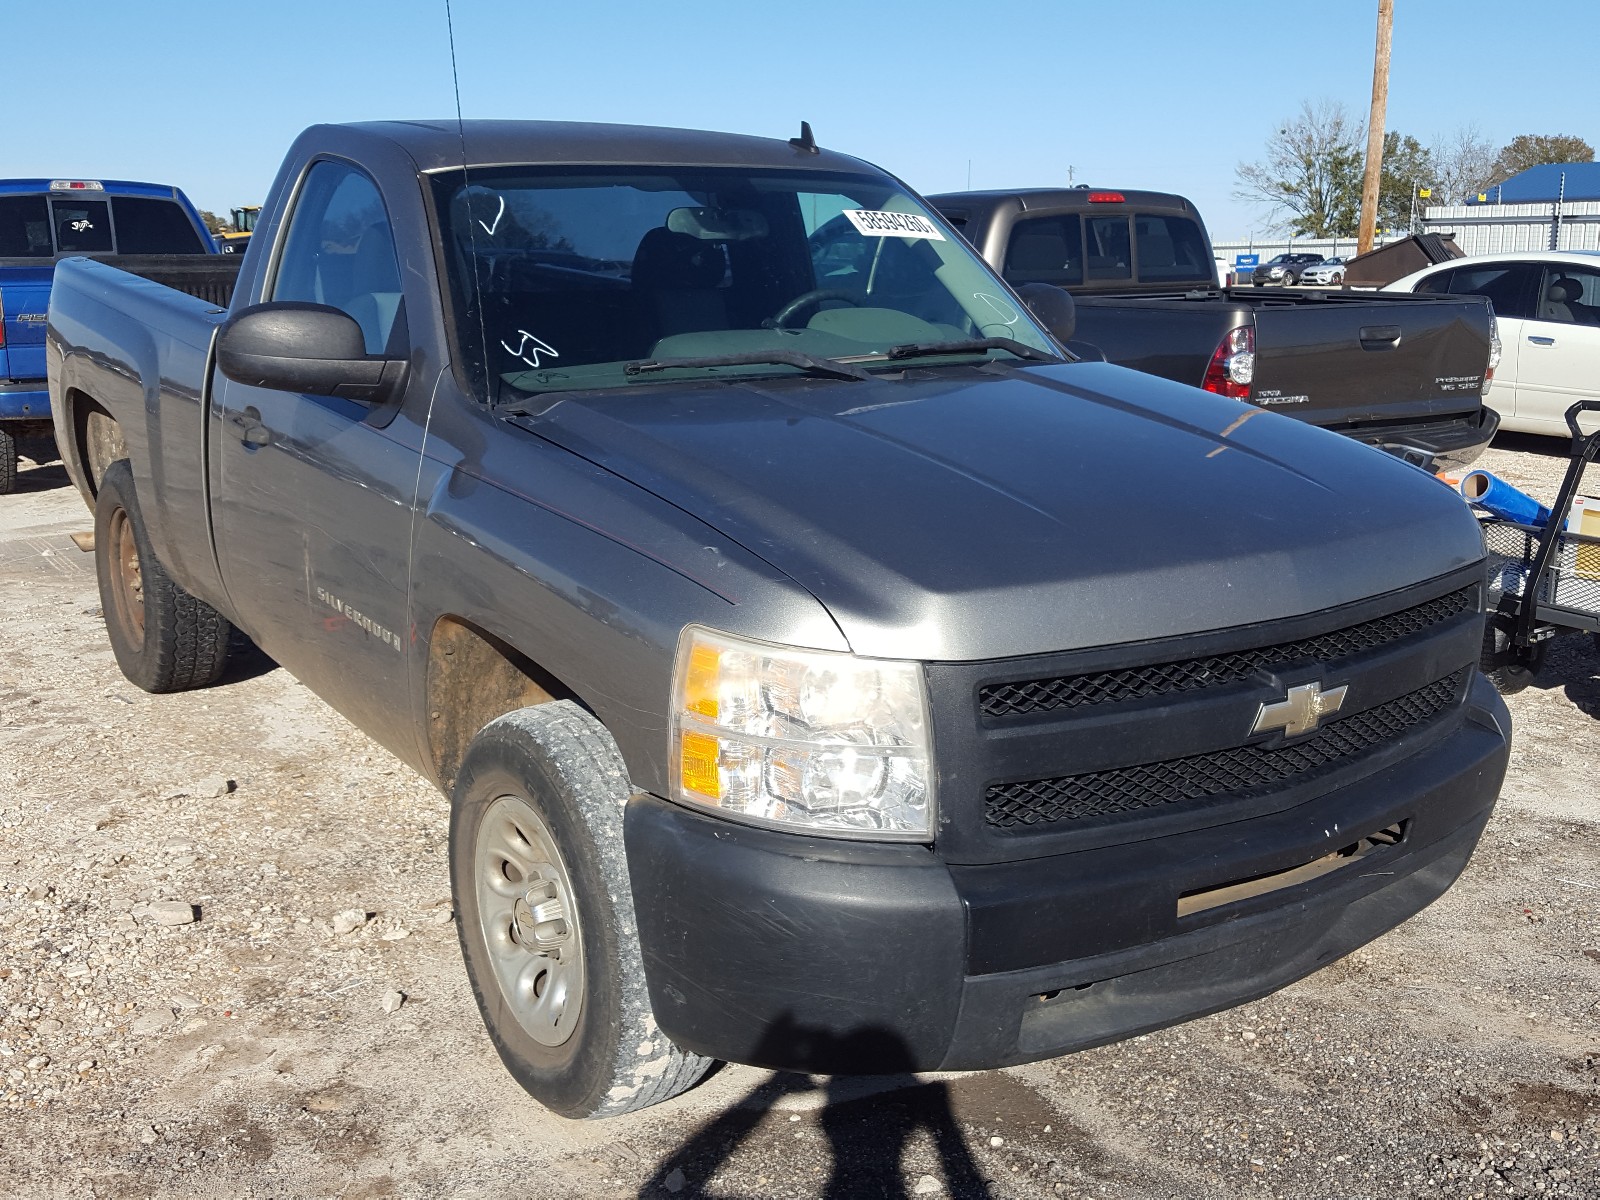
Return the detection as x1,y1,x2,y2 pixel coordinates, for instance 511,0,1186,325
0,178,216,491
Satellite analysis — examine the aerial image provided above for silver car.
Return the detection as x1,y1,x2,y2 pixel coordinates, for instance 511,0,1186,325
1299,257,1346,286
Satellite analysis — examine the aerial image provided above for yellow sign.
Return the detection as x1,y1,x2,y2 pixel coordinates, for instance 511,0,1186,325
1477,192,1488,202
1418,188,1432,198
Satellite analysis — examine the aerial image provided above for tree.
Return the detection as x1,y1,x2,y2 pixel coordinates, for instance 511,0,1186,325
197,209,233,235
1234,100,1364,237
1431,126,1497,205
1486,134,1595,187
1376,132,1436,232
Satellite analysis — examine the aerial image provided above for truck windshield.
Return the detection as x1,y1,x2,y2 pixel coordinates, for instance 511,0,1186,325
431,167,1058,397
0,193,207,257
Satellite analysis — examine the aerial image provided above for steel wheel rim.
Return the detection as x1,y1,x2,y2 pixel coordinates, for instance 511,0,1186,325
475,794,585,1047
108,507,145,639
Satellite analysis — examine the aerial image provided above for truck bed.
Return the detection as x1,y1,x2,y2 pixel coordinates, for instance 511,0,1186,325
46,256,239,590
1074,286,1495,435
931,187,1498,469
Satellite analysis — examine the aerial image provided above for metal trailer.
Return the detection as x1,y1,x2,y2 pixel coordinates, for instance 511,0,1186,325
1478,399,1600,693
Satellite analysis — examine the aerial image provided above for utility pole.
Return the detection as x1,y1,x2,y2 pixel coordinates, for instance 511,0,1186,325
1357,0,1393,255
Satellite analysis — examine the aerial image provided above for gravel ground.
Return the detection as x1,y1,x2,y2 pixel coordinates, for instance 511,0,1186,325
0,434,1597,1200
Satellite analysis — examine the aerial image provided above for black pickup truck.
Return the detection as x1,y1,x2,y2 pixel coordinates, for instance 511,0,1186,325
49,120,1510,1118
927,188,1500,470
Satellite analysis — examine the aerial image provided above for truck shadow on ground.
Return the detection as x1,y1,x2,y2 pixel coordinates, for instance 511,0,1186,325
1531,633,1600,719
9,461,70,494
639,1020,993,1199
219,631,281,686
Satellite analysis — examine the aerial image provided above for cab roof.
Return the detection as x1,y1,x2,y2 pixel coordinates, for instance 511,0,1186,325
338,119,881,176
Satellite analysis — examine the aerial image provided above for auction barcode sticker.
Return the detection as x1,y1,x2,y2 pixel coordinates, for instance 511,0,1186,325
842,209,946,240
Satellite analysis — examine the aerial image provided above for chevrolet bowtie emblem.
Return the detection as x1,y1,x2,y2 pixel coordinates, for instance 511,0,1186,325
1252,681,1348,738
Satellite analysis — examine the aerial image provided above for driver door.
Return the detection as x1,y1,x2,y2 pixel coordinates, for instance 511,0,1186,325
212,159,422,746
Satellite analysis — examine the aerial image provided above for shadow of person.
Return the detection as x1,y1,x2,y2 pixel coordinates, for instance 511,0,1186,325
638,1015,991,1199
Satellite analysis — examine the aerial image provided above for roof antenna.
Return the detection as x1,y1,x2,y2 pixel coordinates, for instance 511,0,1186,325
788,121,819,155
445,0,492,403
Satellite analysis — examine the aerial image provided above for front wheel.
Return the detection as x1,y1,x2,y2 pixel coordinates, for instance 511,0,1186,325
450,702,712,1118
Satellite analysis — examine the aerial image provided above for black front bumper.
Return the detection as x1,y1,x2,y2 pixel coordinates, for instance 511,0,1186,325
626,674,1510,1074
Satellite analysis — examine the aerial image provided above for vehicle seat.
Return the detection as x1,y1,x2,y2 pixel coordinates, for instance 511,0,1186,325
342,222,403,354
630,228,729,345
1140,232,1176,272
1540,277,1582,324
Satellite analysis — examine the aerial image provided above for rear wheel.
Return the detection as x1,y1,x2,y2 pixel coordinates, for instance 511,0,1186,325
450,702,712,1118
1479,619,1546,695
84,408,127,492
94,460,234,692
0,426,16,494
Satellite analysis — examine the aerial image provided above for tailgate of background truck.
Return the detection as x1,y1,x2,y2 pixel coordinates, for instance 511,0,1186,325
1250,292,1492,429
0,264,53,392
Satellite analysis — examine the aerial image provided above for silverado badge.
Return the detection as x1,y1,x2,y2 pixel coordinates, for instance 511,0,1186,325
1252,681,1348,738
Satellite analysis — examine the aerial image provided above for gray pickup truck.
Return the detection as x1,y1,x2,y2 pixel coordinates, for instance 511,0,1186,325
927,188,1501,471
48,120,1511,1118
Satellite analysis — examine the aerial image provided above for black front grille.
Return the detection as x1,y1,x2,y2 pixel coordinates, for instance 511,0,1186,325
985,670,1465,830
979,586,1475,719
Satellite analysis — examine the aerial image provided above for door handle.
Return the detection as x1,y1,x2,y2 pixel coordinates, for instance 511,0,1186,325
1359,325,1402,349
1528,335,1556,346
230,407,271,447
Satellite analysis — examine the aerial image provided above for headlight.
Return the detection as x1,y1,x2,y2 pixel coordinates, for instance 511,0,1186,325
669,626,933,840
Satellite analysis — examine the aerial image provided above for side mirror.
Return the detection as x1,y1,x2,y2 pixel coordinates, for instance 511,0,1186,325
1013,282,1076,345
217,302,406,404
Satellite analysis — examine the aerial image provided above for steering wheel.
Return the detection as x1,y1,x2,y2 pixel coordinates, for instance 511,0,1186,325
771,288,862,329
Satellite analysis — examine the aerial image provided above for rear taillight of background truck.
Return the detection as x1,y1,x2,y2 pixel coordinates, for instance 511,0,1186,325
1202,325,1254,400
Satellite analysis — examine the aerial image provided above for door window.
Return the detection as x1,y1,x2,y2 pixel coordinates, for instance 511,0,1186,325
1416,263,1539,320
1536,265,1600,326
272,161,404,354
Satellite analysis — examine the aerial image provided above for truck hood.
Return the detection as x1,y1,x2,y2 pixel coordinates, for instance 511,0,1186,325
518,361,1485,661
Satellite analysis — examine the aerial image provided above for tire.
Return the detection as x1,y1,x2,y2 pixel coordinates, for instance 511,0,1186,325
1479,619,1546,696
1281,272,1297,287
94,459,234,693
85,408,127,492
450,702,712,1118
0,426,16,495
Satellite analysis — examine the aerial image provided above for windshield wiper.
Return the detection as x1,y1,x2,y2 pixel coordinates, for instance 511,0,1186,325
624,350,871,382
883,336,1062,364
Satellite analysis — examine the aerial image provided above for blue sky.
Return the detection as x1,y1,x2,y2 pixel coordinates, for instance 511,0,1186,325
4,0,1594,238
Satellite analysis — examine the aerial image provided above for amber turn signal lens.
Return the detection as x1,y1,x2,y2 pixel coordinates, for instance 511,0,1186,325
679,730,722,800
